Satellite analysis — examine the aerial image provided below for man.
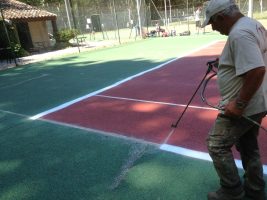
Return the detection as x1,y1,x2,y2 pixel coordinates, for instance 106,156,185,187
202,0,267,199
195,6,202,34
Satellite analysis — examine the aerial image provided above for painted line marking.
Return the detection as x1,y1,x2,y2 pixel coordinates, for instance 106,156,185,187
0,74,49,90
3,107,265,175
40,117,159,147
0,109,29,118
30,40,222,120
96,94,218,111
160,144,267,175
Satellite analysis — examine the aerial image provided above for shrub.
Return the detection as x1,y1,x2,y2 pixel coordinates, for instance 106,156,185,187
55,29,79,43
11,43,29,57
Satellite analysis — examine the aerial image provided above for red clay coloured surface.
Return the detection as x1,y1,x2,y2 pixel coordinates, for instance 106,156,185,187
43,41,267,164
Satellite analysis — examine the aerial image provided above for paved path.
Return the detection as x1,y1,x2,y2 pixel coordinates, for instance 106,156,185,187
0,40,117,71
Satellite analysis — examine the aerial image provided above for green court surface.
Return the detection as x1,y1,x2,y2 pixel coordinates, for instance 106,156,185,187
0,112,218,200
1,33,265,200
0,33,225,116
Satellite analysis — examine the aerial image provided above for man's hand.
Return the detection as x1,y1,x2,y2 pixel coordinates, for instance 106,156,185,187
223,99,245,118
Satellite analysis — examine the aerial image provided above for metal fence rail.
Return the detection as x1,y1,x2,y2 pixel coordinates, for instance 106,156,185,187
42,0,267,41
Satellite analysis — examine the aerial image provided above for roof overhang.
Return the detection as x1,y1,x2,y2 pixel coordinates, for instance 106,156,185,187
0,0,57,22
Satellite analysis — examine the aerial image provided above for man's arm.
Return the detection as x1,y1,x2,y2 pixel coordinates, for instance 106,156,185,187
224,66,266,117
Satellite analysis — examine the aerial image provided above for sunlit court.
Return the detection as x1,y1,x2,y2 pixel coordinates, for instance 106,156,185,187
1,31,267,200
31,41,267,168
1,0,267,198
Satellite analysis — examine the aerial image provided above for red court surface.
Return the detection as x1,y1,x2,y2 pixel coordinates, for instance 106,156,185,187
42,41,267,164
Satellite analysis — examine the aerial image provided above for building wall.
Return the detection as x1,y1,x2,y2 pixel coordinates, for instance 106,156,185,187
28,21,50,48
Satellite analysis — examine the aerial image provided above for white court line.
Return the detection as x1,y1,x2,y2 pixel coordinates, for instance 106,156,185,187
160,144,267,175
0,74,49,90
27,40,267,175
30,40,221,120
0,109,29,118
95,96,267,174
2,107,267,175
96,94,217,111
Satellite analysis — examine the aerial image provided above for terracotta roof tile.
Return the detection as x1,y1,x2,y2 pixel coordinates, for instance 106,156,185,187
0,0,57,22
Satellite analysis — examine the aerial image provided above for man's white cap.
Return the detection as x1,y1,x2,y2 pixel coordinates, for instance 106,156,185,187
202,0,236,28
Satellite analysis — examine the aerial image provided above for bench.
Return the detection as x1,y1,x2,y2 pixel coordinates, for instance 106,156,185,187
76,36,87,43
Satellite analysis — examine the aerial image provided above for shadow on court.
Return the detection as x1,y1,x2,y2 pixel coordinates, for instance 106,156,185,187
1,37,266,200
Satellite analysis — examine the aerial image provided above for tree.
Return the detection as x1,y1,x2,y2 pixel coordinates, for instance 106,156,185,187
19,0,44,6
19,0,209,8
19,0,64,6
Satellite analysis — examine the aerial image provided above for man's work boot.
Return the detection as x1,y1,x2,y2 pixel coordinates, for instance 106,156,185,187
208,187,245,200
244,186,266,200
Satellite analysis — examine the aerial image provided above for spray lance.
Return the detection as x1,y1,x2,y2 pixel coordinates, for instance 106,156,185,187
171,60,267,132
171,60,218,128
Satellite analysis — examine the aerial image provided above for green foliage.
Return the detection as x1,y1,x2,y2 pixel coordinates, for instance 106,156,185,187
44,0,64,3
19,0,64,6
0,22,28,58
53,28,79,50
11,43,21,53
55,28,79,42
11,43,29,57
18,0,208,8
19,0,44,6
0,22,8,48
254,11,267,19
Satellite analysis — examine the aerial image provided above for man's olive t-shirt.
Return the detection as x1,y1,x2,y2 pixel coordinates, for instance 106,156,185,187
218,16,267,116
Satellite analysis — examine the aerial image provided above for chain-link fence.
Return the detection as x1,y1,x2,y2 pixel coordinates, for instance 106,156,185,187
43,0,150,43
41,0,267,42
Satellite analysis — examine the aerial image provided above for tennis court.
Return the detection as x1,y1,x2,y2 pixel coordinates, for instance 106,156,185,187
0,33,266,200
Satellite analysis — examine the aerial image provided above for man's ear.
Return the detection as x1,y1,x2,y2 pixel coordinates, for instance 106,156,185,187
216,14,225,21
